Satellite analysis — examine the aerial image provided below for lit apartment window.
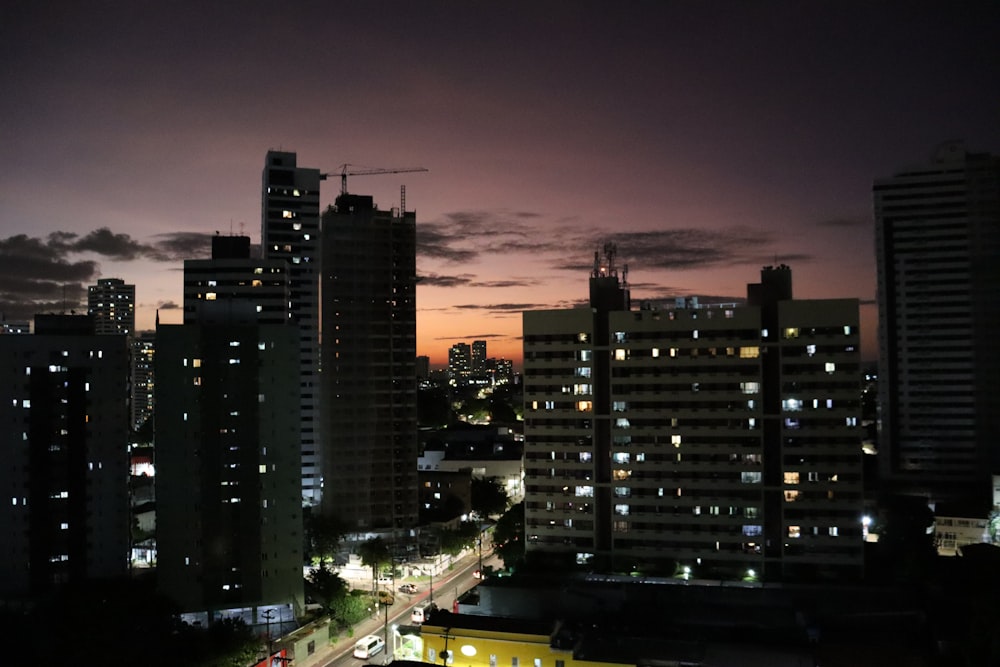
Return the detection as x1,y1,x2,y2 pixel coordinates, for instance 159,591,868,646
575,486,594,497
829,527,839,537
825,362,836,373
614,504,629,516
740,382,760,394
651,347,660,358
282,210,293,218
784,490,800,502
205,292,217,301
784,472,800,484
740,346,760,358
788,526,802,538
614,349,627,361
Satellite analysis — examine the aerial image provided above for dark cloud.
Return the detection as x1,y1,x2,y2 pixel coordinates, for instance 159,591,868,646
157,300,181,310
148,232,213,261
0,229,210,322
434,333,510,341
472,279,537,289
453,303,544,312
417,273,476,288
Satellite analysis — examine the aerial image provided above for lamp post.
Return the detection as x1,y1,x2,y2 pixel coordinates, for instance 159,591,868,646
261,608,276,660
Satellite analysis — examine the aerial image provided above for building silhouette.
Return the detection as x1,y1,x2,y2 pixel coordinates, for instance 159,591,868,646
472,340,487,373
319,192,418,536
261,150,323,506
130,330,156,431
156,303,303,620
87,277,135,336
0,315,130,598
522,249,863,581
874,142,1000,507
449,342,472,380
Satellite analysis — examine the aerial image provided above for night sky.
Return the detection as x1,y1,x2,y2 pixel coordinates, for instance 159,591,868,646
3,1,998,367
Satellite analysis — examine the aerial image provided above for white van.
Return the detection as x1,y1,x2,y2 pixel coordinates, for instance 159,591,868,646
411,603,434,625
353,634,385,660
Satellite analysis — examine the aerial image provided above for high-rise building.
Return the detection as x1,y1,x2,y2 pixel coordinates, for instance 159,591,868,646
87,278,135,336
184,234,291,326
874,142,1000,506
320,193,418,535
522,251,863,581
155,306,303,619
472,340,487,373
261,151,323,506
130,330,156,431
0,315,130,597
449,342,471,379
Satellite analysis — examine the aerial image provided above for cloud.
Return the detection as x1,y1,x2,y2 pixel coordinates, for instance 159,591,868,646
453,303,545,312
417,272,476,287
0,228,211,321
157,300,181,310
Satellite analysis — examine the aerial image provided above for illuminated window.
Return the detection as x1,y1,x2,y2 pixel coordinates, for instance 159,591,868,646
576,401,592,412
784,490,799,502
192,358,202,368
613,452,630,464
784,472,800,484
613,469,631,480
614,348,627,361
829,526,839,537
740,382,760,394
740,346,760,359
575,486,594,497
825,362,836,373
205,292,217,301
612,400,626,411
651,347,660,358
741,471,762,484
578,332,589,342
806,344,816,356
672,435,682,446
669,347,678,357
784,327,799,339
282,210,293,218
782,398,802,411
788,525,801,538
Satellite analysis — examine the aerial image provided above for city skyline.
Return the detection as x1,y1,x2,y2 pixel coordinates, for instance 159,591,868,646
3,2,999,367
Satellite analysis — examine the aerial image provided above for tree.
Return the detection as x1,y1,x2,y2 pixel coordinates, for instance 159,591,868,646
437,522,480,556
307,564,348,609
330,590,375,627
357,536,391,592
493,501,525,570
305,509,348,565
471,476,509,518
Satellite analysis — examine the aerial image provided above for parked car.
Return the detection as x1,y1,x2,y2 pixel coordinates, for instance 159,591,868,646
398,583,418,594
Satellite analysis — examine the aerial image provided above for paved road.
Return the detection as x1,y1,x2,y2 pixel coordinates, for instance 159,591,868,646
314,552,501,667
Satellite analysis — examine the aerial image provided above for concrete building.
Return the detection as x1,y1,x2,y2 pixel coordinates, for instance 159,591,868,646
874,142,1000,507
319,193,419,537
261,150,323,506
449,342,472,380
184,234,290,326
472,340,487,374
522,250,863,581
87,277,135,336
130,330,156,431
0,315,130,598
155,306,303,619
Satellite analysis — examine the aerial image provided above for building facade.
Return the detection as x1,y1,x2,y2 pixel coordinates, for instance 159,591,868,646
130,330,156,431
319,193,419,536
522,255,863,581
0,315,130,598
874,142,1000,506
87,278,135,336
261,150,323,506
155,309,303,617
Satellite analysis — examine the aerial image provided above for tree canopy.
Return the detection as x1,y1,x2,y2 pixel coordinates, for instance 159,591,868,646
471,476,509,518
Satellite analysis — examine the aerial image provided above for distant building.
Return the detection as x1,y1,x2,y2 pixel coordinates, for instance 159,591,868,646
472,340,487,373
416,355,430,380
87,278,135,336
449,342,472,380
0,315,130,598
261,150,323,506
1,320,30,334
522,249,863,581
319,193,419,536
130,330,156,431
874,142,1000,507
156,306,303,619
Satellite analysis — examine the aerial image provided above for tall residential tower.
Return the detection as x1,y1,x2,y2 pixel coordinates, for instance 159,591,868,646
261,151,323,506
874,142,1000,506
522,251,863,581
319,193,419,536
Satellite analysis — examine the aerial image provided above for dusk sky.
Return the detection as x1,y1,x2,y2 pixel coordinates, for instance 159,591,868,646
3,2,998,368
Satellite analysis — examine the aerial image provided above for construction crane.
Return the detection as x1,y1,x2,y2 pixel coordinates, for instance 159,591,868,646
321,164,428,196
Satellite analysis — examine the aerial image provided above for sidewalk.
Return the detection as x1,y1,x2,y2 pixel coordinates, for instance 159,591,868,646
280,549,482,667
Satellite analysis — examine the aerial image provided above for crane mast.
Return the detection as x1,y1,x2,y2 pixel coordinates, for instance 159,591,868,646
319,164,428,196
